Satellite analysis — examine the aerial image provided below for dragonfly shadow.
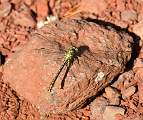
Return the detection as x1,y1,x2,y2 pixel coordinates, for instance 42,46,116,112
61,64,70,89
61,45,89,89
76,45,90,57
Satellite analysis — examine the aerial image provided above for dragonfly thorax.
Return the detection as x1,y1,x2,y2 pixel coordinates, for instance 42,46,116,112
64,47,78,67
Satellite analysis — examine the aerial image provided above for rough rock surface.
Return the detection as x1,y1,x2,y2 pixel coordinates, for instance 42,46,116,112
3,19,133,115
0,72,40,120
121,10,138,22
103,106,125,120
104,86,121,105
90,96,109,120
0,2,12,17
133,21,143,40
121,86,136,99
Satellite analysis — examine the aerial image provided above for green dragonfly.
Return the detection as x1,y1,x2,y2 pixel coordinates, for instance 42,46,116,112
47,46,79,92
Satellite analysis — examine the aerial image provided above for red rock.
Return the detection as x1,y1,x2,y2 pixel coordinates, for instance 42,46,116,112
138,78,143,103
0,0,9,3
111,11,121,20
106,0,115,4
0,78,38,120
116,0,125,11
105,86,120,99
65,0,108,16
115,114,124,120
133,21,143,40
0,2,12,17
104,86,121,105
82,109,90,117
60,2,72,16
139,47,143,58
30,2,36,13
129,101,137,111
3,20,133,115
103,106,125,120
138,13,143,22
12,10,36,27
36,0,49,20
11,0,22,4
135,0,143,4
123,79,131,88
133,58,143,72
138,104,143,113
49,0,55,8
90,97,109,120
83,0,108,14
24,0,34,6
121,10,138,22
114,20,128,28
121,86,136,99
0,22,6,32
112,71,134,90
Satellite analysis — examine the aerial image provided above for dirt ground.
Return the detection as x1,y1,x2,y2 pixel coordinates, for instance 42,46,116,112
0,0,143,120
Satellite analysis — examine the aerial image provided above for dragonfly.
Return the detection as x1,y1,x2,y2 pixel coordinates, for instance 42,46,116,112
48,46,79,92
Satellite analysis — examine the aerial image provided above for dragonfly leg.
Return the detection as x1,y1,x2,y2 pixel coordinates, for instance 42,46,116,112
48,62,66,92
61,65,70,89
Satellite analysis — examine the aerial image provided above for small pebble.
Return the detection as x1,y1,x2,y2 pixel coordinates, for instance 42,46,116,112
105,86,120,99
138,13,143,22
121,86,136,99
116,0,125,11
123,79,131,88
129,101,137,111
104,86,121,105
135,0,143,4
37,15,58,28
0,2,12,17
103,106,125,120
24,0,34,6
36,0,49,20
121,10,137,22
114,20,128,28
112,71,134,89
133,21,143,40
138,81,143,103
11,0,22,4
76,0,108,15
90,97,109,120
13,11,36,27
0,23,6,32
134,62,143,74
37,20,45,28
1,0,9,3
133,58,143,72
